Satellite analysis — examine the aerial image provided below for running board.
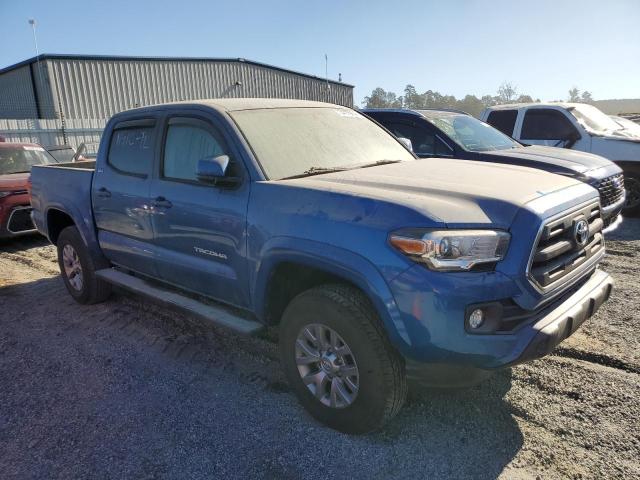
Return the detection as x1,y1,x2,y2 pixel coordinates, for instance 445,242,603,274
95,268,264,335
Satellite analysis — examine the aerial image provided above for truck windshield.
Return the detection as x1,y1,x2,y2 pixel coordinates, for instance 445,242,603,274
421,112,520,152
230,107,415,180
569,104,622,134
0,145,57,175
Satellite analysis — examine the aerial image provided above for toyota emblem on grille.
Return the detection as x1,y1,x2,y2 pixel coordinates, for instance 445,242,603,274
574,219,589,246
612,177,622,189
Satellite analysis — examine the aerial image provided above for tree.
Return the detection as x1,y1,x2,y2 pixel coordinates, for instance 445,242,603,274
362,88,403,108
568,87,581,102
403,84,423,109
580,91,594,103
567,87,594,104
361,83,547,117
516,95,534,103
496,82,518,104
481,95,496,108
457,95,486,117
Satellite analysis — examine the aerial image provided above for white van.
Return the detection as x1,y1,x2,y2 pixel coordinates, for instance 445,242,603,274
481,103,640,214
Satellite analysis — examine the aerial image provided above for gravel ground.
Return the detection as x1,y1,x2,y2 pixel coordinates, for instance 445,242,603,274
1,221,639,479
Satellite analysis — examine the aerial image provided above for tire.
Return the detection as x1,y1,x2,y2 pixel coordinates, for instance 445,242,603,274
623,174,640,217
279,284,407,434
56,226,111,304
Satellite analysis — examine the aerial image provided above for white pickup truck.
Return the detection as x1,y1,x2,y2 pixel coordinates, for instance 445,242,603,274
481,103,640,215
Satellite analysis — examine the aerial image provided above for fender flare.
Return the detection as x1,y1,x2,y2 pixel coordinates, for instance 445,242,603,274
44,203,105,266
252,236,412,348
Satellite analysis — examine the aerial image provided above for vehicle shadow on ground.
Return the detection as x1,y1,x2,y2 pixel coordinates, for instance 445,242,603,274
0,234,49,252
361,371,522,479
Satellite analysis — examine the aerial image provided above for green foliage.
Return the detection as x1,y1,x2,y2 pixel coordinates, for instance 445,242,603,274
567,87,595,104
360,82,575,117
362,88,403,108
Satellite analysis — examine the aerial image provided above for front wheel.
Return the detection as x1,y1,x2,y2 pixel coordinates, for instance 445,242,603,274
57,226,111,304
279,284,407,434
623,174,640,217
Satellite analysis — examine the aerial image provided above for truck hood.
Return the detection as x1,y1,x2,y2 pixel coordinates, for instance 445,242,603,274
283,159,587,229
485,145,613,174
0,172,29,190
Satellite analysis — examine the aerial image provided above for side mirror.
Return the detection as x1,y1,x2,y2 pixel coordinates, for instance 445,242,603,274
398,137,413,151
562,130,581,149
196,155,229,183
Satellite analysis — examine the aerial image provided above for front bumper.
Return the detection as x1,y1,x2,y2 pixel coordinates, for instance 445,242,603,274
601,195,625,227
0,205,37,238
506,268,613,366
387,266,613,372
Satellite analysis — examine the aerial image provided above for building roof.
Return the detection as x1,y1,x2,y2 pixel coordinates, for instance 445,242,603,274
0,53,354,88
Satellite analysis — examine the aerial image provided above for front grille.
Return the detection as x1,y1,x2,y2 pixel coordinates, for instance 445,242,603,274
597,173,625,208
529,202,604,291
7,207,35,234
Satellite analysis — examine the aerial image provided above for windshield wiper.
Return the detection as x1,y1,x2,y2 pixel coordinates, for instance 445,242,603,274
355,159,403,169
281,166,349,180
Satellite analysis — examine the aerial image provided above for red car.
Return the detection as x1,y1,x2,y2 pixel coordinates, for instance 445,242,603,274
0,142,58,238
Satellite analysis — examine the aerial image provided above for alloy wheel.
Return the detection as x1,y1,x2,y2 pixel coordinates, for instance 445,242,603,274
295,323,359,408
62,244,83,291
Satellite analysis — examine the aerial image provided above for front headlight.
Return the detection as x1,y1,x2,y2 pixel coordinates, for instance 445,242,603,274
389,229,510,271
0,191,12,199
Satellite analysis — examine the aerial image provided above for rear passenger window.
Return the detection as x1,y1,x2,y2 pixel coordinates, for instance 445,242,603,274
486,110,518,136
521,109,577,140
163,121,230,182
108,126,155,176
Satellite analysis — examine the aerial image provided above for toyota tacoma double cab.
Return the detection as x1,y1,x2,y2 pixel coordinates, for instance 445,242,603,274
30,99,613,433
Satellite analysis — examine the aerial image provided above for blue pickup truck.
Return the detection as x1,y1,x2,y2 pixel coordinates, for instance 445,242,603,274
31,99,613,433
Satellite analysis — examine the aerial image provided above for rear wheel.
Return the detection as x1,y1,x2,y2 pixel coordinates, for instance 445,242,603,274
280,284,407,434
57,226,111,304
623,174,640,216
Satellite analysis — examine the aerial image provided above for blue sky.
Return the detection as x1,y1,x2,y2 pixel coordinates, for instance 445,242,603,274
1,0,638,105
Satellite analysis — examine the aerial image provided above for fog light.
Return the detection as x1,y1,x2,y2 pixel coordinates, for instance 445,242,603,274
469,309,484,329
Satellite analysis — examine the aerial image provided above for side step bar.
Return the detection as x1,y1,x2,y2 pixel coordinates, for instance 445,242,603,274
95,268,264,335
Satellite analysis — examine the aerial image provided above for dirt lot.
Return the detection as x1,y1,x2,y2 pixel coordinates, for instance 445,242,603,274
1,221,639,479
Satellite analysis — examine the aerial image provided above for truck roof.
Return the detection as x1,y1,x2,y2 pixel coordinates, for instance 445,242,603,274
363,108,470,116
486,102,583,111
118,98,341,116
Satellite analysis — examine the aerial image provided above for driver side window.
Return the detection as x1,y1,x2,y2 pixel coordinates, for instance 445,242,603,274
163,121,230,182
521,109,577,140
387,122,451,157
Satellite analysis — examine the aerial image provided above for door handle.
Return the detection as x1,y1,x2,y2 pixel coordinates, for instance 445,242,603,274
96,187,111,198
151,196,173,209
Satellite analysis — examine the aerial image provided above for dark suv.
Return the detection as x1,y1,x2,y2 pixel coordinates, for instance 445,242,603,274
363,108,625,227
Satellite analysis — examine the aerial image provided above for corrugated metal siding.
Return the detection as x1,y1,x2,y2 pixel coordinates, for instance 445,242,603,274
0,65,38,119
0,118,105,146
45,58,353,119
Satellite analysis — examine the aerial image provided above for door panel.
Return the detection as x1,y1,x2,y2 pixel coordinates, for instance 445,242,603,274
93,119,159,276
149,116,250,308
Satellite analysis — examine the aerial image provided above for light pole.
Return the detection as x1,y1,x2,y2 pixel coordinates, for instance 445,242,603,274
28,19,45,118
28,19,39,57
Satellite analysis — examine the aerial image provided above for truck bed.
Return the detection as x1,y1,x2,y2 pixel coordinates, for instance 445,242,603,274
30,160,97,249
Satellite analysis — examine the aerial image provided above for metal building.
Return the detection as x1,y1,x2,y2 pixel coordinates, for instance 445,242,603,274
0,54,354,120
